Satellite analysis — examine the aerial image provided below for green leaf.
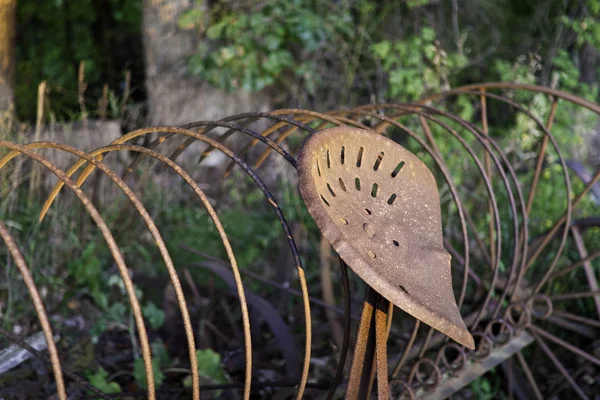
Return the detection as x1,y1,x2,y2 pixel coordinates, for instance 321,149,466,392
87,368,121,394
195,349,227,384
143,302,165,330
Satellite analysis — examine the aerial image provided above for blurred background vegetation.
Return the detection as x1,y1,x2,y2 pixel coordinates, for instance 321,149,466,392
1,0,600,397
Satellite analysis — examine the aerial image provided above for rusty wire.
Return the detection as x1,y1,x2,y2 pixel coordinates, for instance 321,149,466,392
1,82,600,399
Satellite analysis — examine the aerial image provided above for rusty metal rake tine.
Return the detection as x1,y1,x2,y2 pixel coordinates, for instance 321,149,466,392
0,220,66,400
31,125,313,398
391,319,420,379
421,82,600,114
547,249,600,281
515,351,544,400
332,108,503,332
251,115,371,173
529,329,590,400
370,102,528,321
525,97,559,216
459,90,571,301
479,89,497,265
4,142,202,399
93,143,254,399
40,120,299,222
325,258,352,400
529,324,600,367
0,141,155,399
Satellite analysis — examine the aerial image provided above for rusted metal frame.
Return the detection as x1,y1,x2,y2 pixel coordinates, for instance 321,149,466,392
31,126,312,399
333,108,474,315
528,324,600,367
391,319,421,378
87,143,254,398
122,112,317,182
326,258,352,400
251,115,372,172
525,97,559,216
0,221,66,400
0,142,154,400
3,142,202,399
422,106,527,319
547,249,600,281
416,114,492,271
453,91,570,305
122,119,301,193
528,329,590,400
414,330,535,399
551,310,600,328
120,127,315,399
570,227,600,320
515,351,544,400
549,290,600,300
345,286,378,400
479,89,497,266
421,82,600,115
181,247,355,319
443,238,484,289
360,105,521,329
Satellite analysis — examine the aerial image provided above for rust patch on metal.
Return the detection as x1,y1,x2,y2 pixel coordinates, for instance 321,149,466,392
297,126,475,349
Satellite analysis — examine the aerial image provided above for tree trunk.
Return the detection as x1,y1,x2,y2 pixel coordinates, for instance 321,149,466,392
0,0,16,111
142,0,271,126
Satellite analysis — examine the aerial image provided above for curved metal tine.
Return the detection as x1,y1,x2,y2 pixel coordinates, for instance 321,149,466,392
334,108,494,348
530,324,600,367
529,329,591,400
223,115,320,178
251,115,373,172
547,249,600,281
391,319,420,378
1,141,199,399
479,89,497,265
342,108,472,311
325,258,352,400
550,310,600,328
350,105,513,330
407,104,528,323
39,120,300,222
421,82,600,115
526,97,559,215
549,290,600,301
0,221,66,400
515,351,544,400
232,111,370,176
0,142,155,399
434,90,577,308
92,143,254,399
453,90,574,297
57,126,311,400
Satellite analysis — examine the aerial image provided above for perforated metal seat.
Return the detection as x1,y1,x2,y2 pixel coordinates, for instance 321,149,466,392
298,126,474,349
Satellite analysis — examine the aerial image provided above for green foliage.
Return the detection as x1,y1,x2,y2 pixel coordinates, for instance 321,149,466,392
133,340,170,390
183,349,228,386
180,0,356,93
87,367,121,394
142,302,166,330
370,28,467,101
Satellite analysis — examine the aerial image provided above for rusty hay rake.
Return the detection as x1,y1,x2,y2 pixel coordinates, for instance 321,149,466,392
1,82,600,399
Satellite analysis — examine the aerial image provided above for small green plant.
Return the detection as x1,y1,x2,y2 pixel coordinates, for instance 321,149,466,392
87,367,121,394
